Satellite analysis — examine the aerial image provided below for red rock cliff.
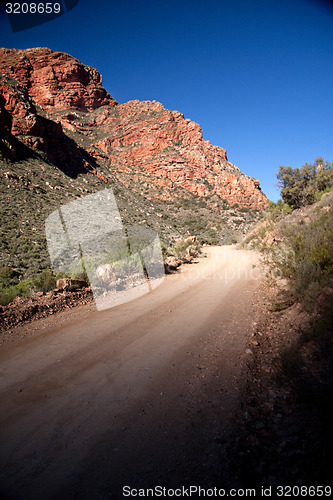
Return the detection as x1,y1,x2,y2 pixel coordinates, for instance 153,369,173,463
0,47,268,209
0,47,116,111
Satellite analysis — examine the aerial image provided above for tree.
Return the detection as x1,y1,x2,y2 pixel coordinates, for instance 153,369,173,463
277,158,333,208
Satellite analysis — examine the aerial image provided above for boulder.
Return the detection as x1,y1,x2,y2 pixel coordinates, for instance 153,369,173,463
95,264,116,282
164,256,182,273
56,278,88,290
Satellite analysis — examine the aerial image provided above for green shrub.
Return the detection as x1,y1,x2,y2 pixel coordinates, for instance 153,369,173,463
160,241,169,259
16,279,35,296
283,209,333,273
70,271,89,283
0,278,35,306
313,186,332,202
267,200,292,220
292,260,322,297
173,238,201,258
0,287,18,306
270,207,333,304
34,268,56,293
0,266,18,287
277,158,333,208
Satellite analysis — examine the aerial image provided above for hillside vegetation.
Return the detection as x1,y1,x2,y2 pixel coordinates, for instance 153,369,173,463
243,157,333,308
0,151,261,306
0,47,267,307
237,158,333,485
277,157,333,208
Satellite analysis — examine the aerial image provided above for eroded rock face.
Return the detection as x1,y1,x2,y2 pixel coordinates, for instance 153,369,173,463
0,74,62,143
0,47,116,111
91,99,266,207
0,47,268,209
0,72,99,176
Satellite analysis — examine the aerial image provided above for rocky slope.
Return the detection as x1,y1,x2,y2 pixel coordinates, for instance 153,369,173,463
231,192,333,487
1,47,269,279
0,47,268,209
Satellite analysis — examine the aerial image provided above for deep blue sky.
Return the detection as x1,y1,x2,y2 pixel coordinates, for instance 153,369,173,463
1,0,333,201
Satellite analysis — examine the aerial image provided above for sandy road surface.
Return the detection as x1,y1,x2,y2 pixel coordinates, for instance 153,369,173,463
0,246,262,499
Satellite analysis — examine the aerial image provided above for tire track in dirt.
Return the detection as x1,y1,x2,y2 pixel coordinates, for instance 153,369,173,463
0,246,263,499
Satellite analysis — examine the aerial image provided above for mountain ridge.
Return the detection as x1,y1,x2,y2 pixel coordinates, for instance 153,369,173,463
0,46,268,210
1,47,268,279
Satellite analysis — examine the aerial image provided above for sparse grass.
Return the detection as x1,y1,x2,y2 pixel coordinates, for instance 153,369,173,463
33,269,57,293
173,238,201,259
276,207,333,305
1,142,264,306
0,266,59,306
267,200,292,220
0,278,35,306
243,188,333,309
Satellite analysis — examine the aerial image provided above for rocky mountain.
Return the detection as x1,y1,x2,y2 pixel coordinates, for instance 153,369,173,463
0,47,267,207
0,47,268,276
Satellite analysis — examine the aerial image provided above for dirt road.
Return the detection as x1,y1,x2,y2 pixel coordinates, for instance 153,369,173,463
0,246,263,499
